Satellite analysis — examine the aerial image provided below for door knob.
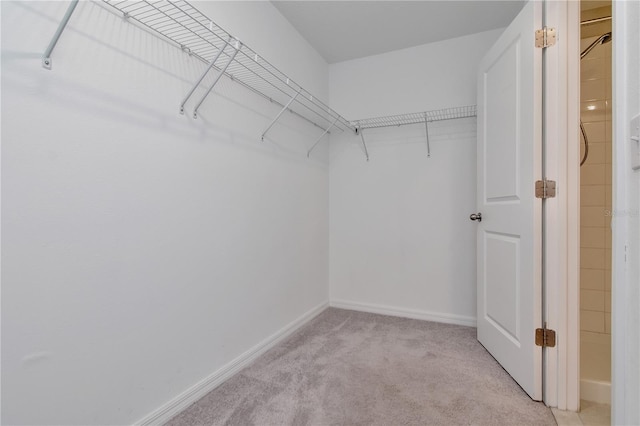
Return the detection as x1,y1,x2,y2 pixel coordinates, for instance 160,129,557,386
470,213,482,222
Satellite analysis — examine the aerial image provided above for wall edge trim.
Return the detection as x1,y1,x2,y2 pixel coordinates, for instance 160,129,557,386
135,301,329,426
329,299,477,327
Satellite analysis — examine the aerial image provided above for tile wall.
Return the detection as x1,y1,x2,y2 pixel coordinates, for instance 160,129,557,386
580,21,612,385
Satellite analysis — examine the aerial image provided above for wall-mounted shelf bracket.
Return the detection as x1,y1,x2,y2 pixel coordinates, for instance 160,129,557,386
192,42,241,119
180,37,231,115
307,117,339,158
42,0,79,69
424,113,431,157
359,130,370,162
261,88,302,141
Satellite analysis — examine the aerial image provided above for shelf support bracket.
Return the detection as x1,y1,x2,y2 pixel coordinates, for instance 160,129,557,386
261,89,302,141
180,38,231,115
307,117,339,158
42,0,79,69
359,129,370,162
424,114,431,157
192,42,241,119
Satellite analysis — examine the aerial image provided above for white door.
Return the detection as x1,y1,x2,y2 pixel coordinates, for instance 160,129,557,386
475,0,543,400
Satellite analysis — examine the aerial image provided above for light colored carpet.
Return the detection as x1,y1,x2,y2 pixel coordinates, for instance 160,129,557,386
167,308,556,426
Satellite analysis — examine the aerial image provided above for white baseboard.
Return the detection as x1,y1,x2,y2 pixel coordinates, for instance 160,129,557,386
581,379,611,404
330,299,476,327
135,302,329,426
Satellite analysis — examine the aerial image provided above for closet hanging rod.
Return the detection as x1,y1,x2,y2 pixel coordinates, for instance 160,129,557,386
101,0,356,135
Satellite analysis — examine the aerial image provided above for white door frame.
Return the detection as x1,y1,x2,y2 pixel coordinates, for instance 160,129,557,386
545,2,639,421
611,1,640,424
543,0,581,411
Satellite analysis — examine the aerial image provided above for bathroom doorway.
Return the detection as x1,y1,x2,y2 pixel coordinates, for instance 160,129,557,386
579,0,612,419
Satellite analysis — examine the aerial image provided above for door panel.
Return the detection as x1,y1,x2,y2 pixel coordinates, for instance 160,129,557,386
485,40,519,201
485,232,520,342
476,0,542,400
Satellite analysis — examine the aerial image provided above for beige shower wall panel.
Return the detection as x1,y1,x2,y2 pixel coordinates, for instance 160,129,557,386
580,27,611,384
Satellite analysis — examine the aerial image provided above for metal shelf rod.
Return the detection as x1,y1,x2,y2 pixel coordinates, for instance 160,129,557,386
424,114,431,157
42,0,79,69
359,131,370,162
179,36,230,114
261,89,302,141
193,43,240,119
307,117,339,158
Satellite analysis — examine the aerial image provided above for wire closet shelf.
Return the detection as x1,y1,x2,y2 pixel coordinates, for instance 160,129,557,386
101,0,356,137
351,105,477,160
351,105,477,130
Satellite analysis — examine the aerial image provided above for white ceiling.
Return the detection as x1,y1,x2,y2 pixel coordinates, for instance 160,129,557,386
272,1,527,64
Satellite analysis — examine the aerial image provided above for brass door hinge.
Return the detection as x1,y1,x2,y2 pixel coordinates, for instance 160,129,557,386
535,27,557,48
535,327,556,347
535,179,556,199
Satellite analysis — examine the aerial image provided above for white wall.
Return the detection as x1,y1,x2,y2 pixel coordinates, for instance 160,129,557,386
612,0,640,423
1,1,330,424
328,29,502,325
